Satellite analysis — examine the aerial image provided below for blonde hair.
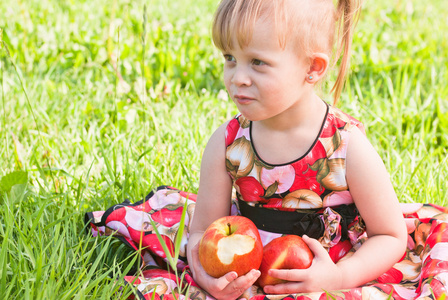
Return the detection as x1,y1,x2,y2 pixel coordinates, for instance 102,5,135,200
212,0,362,104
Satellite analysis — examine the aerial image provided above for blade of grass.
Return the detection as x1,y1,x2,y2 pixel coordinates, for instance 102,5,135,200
2,40,56,190
173,198,189,263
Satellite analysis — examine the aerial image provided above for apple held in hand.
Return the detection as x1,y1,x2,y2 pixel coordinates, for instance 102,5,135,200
198,216,263,278
257,235,314,288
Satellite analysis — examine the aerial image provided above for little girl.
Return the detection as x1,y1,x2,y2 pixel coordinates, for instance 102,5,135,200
85,0,448,299
186,0,408,298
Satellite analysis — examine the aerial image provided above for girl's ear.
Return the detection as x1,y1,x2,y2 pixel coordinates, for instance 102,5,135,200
306,53,329,84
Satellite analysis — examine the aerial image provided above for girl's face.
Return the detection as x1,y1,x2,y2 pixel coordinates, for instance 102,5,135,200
222,16,313,122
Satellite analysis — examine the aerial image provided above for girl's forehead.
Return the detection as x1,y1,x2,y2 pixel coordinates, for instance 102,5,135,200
213,1,278,50
241,17,283,49
213,0,304,49
213,0,334,55
224,13,285,51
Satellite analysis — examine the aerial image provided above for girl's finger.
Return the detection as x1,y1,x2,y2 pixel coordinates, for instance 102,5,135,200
268,268,307,282
302,235,330,258
224,269,260,296
214,271,238,290
263,281,304,295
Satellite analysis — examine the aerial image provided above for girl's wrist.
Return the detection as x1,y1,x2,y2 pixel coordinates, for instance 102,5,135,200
335,254,364,289
334,263,347,290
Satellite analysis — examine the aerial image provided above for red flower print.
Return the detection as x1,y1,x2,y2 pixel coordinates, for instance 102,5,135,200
144,293,161,300
290,141,327,193
290,174,322,195
328,239,352,263
377,267,404,284
106,207,127,223
426,223,448,248
321,113,346,138
235,176,265,202
142,233,175,258
225,118,240,147
429,278,447,299
151,207,184,227
264,198,286,209
292,141,327,175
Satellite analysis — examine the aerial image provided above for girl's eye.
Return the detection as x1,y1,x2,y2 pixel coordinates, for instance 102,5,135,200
252,59,266,66
223,54,235,62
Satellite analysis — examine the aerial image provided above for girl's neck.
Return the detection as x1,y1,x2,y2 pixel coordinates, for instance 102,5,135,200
250,94,328,165
255,92,327,133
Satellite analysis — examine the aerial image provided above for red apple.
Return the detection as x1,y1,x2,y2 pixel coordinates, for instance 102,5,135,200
257,235,314,288
198,216,263,278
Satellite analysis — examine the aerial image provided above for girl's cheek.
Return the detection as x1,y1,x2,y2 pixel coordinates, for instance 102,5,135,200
223,72,232,90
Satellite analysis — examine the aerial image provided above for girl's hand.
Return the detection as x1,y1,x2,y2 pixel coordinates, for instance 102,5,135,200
263,235,343,294
190,242,261,300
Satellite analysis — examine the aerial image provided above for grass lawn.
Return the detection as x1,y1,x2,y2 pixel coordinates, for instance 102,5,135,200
0,0,447,298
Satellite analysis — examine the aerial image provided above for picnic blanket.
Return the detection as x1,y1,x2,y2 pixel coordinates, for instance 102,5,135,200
85,186,448,299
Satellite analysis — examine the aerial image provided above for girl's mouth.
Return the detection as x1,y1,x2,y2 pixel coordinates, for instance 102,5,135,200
234,94,255,104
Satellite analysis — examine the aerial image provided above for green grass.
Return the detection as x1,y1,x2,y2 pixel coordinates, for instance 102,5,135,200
0,0,447,298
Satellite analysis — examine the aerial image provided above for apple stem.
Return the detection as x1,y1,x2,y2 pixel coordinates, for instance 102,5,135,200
227,223,231,235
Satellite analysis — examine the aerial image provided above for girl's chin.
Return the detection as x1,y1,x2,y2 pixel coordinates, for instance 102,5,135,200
237,112,263,122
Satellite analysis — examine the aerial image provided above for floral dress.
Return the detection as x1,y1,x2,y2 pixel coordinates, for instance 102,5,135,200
85,105,448,300
225,104,366,251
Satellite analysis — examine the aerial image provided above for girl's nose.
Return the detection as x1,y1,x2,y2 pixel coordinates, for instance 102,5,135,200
231,66,252,87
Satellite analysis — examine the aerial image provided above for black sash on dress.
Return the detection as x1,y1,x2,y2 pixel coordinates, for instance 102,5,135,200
238,199,359,241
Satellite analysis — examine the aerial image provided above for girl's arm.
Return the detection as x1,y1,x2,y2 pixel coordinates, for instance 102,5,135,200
187,122,261,299
264,126,408,293
335,126,408,287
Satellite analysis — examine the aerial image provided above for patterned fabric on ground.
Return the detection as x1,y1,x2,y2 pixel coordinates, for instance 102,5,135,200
85,186,448,300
